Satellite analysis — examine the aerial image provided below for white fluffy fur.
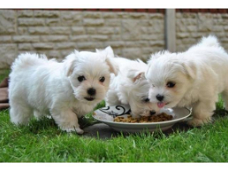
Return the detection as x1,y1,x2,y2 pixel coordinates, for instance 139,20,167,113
146,35,228,126
106,57,159,118
9,47,118,134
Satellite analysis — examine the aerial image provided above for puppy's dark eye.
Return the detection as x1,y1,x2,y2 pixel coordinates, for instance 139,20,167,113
142,98,150,103
166,81,175,88
78,76,86,82
99,76,105,83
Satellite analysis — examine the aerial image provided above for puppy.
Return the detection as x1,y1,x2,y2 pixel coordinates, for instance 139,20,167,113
9,47,118,134
105,56,159,118
146,35,228,126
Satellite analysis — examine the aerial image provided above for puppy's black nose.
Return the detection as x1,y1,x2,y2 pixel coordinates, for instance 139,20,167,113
156,94,164,101
87,88,96,96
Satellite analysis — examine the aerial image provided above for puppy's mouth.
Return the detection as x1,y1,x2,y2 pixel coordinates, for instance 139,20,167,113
85,97,95,101
157,102,169,108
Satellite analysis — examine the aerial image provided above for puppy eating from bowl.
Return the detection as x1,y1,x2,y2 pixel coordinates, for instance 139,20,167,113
105,56,159,118
9,47,118,134
146,35,228,126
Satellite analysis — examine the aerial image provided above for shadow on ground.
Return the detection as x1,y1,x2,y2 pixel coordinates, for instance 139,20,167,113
83,122,193,139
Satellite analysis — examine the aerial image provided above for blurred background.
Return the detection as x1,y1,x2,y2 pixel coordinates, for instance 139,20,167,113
0,9,228,69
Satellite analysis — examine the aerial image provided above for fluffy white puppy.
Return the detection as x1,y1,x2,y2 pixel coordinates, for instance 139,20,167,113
105,57,159,118
9,47,118,134
146,35,228,126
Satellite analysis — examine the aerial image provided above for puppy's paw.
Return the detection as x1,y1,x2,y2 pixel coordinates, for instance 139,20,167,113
131,114,140,119
61,126,84,134
74,128,84,134
141,110,151,117
187,117,212,127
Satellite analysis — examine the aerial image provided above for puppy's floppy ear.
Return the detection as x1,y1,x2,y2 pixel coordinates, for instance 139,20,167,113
64,51,78,77
105,57,119,75
96,46,115,57
103,46,115,57
127,69,145,83
182,61,196,79
100,46,118,75
96,46,118,75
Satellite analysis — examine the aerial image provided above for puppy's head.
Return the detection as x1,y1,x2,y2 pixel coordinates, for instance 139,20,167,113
146,51,196,109
119,66,159,118
64,46,118,104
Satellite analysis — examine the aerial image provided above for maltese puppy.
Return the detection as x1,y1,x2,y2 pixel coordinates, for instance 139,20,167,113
9,46,118,134
146,35,228,126
105,56,159,118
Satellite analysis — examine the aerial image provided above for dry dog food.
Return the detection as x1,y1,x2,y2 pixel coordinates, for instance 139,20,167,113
114,113,173,123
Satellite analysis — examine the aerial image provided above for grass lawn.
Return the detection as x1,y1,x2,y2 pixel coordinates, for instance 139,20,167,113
0,70,228,162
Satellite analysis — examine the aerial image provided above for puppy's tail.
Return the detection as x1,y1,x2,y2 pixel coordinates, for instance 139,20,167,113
198,35,220,47
11,53,48,71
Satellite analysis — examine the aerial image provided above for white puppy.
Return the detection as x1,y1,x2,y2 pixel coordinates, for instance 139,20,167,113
9,47,118,134
146,35,228,126
105,57,159,118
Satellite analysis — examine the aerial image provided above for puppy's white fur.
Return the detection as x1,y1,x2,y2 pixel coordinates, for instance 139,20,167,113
106,57,159,118
9,47,118,134
146,35,228,126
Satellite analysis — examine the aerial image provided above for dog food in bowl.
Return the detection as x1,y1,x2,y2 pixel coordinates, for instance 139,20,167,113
113,113,173,123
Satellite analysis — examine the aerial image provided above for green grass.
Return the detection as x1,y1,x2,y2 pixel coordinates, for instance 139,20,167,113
0,69,10,81
1,71,228,162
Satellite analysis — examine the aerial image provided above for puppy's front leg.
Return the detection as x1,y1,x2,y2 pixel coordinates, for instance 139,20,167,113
187,99,215,127
51,108,84,134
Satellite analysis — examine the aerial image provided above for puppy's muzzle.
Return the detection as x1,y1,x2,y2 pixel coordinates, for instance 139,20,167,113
85,88,96,101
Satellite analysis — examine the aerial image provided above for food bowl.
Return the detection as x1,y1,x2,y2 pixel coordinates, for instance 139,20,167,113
92,105,192,133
